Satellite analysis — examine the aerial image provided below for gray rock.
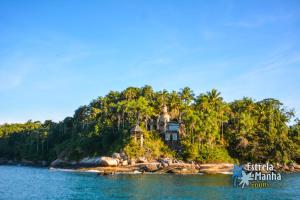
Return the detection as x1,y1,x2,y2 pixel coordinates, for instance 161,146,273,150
159,157,172,165
50,158,78,167
7,160,14,164
41,161,48,166
162,162,169,168
20,159,35,166
129,159,136,165
50,159,67,167
112,153,121,160
120,152,127,159
137,157,148,163
294,164,300,170
142,164,159,172
284,164,290,171
99,157,118,166
79,157,102,166
121,160,128,166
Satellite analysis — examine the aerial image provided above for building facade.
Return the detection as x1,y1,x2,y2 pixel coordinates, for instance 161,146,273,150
158,105,180,147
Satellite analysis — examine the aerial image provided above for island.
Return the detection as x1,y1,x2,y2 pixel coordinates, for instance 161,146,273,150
0,86,299,174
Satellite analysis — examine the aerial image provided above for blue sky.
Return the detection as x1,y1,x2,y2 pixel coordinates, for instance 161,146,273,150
0,0,300,124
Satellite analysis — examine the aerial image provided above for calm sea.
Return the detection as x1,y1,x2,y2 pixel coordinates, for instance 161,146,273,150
0,165,299,200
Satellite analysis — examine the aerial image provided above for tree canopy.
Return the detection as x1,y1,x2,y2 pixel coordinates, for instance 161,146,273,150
0,86,299,164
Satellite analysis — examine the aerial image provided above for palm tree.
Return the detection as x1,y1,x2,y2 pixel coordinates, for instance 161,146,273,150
141,85,154,100
207,89,222,106
179,87,195,105
122,87,140,100
169,91,181,119
156,89,169,106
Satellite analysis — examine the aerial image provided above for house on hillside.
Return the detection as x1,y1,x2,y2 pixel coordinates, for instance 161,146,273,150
165,122,179,142
158,105,181,148
131,105,183,149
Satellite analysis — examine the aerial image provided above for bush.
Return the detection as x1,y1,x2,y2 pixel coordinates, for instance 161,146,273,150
124,131,174,160
181,140,234,163
197,145,235,163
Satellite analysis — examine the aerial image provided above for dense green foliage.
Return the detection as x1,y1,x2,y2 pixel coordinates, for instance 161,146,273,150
0,86,299,164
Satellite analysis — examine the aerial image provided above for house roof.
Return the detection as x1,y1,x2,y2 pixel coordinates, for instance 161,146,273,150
130,124,143,133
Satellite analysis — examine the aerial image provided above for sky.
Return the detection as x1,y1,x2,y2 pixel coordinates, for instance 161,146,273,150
0,0,300,124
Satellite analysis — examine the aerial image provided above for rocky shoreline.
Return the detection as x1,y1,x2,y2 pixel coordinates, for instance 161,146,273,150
48,153,300,175
47,154,235,175
2,155,300,175
75,162,234,175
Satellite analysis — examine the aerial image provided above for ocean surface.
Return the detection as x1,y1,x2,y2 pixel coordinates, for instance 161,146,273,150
0,165,299,200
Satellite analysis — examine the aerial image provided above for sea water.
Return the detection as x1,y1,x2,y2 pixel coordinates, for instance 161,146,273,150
0,165,299,200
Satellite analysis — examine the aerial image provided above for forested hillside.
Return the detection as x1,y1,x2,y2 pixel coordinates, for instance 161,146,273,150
0,86,299,165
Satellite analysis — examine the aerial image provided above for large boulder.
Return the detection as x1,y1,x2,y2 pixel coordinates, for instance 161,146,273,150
169,167,199,174
120,160,128,166
198,163,233,174
173,159,184,164
162,162,169,168
141,163,160,172
294,164,300,170
159,157,172,165
112,153,121,160
137,157,148,163
50,159,76,167
283,164,290,171
99,157,118,166
79,157,101,166
40,160,48,167
120,152,128,160
129,159,136,165
50,159,63,167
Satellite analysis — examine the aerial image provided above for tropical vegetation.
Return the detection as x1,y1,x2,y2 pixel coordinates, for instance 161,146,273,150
0,86,299,165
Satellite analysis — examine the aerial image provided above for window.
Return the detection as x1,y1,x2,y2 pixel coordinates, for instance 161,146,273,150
165,133,170,141
172,133,177,141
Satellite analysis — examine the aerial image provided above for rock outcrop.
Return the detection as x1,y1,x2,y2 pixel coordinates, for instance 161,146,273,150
141,163,161,172
198,163,233,174
99,157,118,166
137,157,148,163
50,159,77,167
112,153,121,160
79,157,101,167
